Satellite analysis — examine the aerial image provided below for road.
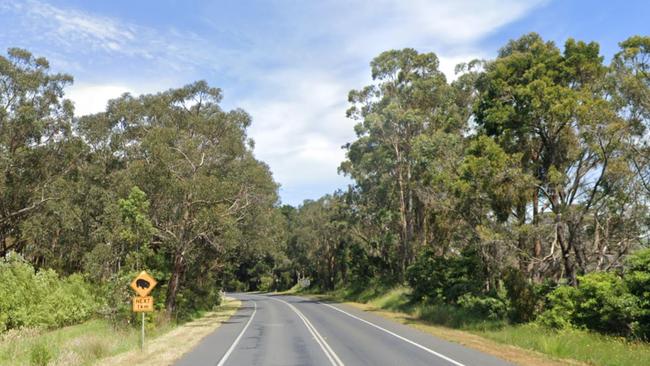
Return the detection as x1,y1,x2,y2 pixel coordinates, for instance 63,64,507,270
175,293,514,366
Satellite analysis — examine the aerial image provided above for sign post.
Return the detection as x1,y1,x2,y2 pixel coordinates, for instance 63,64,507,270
130,271,157,350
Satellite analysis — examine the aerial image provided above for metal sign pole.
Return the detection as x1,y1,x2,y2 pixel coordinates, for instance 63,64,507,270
141,312,145,350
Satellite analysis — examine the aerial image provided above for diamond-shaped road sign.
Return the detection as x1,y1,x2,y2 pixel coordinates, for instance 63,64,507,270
130,271,157,297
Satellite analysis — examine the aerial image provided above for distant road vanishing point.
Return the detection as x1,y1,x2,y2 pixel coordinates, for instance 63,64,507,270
175,293,514,366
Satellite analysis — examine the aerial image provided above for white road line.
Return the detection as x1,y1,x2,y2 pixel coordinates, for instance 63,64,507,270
319,302,466,366
216,299,257,366
267,296,345,366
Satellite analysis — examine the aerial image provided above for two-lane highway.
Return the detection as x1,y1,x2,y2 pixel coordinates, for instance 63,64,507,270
175,293,514,366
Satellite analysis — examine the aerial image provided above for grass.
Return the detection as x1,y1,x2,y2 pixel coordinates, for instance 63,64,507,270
96,297,241,366
301,286,650,366
478,324,650,366
0,298,241,366
0,319,148,366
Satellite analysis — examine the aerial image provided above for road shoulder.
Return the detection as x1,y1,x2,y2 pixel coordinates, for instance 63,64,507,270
302,294,584,366
96,297,241,366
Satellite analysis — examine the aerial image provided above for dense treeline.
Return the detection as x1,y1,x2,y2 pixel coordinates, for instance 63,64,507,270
1,33,649,340
285,33,650,338
0,48,286,328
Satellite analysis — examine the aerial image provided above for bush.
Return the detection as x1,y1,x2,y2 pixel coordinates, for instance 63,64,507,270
29,342,54,366
406,247,485,303
624,248,650,339
573,272,638,335
538,284,578,329
539,272,638,336
258,275,274,292
0,253,98,331
95,271,138,327
503,267,546,323
457,293,509,321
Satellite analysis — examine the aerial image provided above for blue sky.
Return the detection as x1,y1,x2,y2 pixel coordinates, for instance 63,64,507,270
1,0,648,205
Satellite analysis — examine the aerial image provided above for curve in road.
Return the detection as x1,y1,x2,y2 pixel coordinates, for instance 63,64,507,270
175,293,514,366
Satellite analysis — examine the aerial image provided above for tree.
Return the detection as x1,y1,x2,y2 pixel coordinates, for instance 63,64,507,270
342,48,466,279
475,33,639,284
79,81,280,316
0,48,79,261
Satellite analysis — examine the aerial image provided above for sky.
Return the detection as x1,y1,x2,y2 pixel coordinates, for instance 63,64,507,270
0,0,648,205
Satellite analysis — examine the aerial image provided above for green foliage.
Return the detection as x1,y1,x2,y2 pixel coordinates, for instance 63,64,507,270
539,272,639,336
0,254,98,332
457,293,508,321
29,341,53,366
538,285,579,329
258,275,274,292
624,248,650,339
503,268,544,323
574,272,638,336
406,248,485,303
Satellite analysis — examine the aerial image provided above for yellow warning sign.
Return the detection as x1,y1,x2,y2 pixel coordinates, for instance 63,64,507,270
133,296,154,312
130,271,157,297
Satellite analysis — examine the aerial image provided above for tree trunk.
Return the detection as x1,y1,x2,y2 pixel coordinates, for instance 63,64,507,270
532,188,542,282
551,188,577,286
165,251,185,317
395,149,409,280
517,201,526,269
556,214,577,285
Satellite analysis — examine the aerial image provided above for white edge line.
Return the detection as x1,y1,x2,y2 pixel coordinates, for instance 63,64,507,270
216,299,257,366
320,302,466,366
268,296,344,366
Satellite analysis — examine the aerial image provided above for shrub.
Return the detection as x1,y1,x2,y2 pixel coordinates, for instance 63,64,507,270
258,275,274,292
573,272,638,335
538,284,578,329
0,253,98,331
29,342,54,366
406,247,485,303
539,272,638,336
503,267,544,323
457,293,508,321
624,248,650,339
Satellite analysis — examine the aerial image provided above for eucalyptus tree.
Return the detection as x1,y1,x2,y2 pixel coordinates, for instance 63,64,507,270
0,48,82,262
475,34,638,284
612,36,650,194
79,81,280,315
342,48,467,278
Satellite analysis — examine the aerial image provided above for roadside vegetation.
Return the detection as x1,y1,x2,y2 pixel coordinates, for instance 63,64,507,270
1,30,649,365
0,47,280,363
278,33,650,365
306,286,650,366
0,298,239,366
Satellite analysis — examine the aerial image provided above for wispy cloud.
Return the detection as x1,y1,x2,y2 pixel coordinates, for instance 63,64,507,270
0,0,246,75
0,0,547,204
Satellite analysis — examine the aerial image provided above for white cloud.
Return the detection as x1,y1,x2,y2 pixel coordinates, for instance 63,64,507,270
66,82,177,116
232,1,546,204
66,84,133,116
0,0,243,75
0,0,547,205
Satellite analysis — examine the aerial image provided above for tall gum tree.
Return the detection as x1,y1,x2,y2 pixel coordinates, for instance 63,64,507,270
79,81,279,315
0,48,78,260
342,49,464,278
475,33,638,284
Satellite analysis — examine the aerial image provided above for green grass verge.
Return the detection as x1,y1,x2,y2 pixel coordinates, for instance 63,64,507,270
306,285,650,366
0,317,174,366
478,323,650,366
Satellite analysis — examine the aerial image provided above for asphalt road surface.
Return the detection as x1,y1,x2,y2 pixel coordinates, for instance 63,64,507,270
175,293,514,366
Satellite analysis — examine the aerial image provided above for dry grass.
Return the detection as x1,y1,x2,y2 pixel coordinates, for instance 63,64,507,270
96,298,241,366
